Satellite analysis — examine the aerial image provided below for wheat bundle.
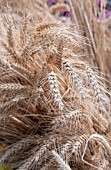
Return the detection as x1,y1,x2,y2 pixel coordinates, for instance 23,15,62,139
0,0,111,170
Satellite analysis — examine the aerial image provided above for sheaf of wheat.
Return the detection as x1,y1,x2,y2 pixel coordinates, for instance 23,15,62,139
0,0,111,170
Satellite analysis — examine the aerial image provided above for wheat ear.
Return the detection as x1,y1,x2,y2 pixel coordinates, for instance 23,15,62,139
70,134,88,165
18,144,49,170
5,20,18,58
60,135,87,162
62,60,84,98
0,96,27,119
48,71,64,110
85,64,101,101
60,141,72,159
0,136,37,164
52,150,71,170
36,22,57,32
20,15,31,46
0,83,28,92
51,110,93,132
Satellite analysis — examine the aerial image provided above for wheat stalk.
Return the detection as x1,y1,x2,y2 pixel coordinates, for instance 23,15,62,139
82,134,111,169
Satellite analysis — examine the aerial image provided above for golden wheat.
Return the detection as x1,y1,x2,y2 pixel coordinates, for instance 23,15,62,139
0,1,110,170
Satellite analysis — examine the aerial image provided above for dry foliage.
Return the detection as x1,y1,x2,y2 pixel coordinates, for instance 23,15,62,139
0,0,111,170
